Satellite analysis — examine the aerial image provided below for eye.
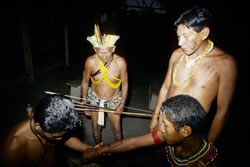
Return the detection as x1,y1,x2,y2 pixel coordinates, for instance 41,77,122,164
163,122,168,128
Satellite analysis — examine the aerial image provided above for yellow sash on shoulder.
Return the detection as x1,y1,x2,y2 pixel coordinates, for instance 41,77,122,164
91,56,121,89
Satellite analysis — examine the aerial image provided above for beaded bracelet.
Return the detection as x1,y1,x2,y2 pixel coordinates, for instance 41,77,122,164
120,102,125,106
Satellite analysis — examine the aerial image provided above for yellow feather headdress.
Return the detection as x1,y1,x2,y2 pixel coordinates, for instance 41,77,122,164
87,24,120,47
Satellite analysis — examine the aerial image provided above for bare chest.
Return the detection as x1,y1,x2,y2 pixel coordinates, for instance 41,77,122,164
173,57,219,86
169,62,220,106
91,63,121,82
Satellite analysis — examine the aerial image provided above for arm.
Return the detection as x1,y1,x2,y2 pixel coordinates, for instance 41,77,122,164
103,132,160,153
149,51,177,132
0,136,26,167
82,130,164,161
208,55,237,143
81,57,91,100
81,57,92,116
115,56,128,114
64,136,93,152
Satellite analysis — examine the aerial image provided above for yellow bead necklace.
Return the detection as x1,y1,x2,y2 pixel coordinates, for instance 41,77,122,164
173,40,214,87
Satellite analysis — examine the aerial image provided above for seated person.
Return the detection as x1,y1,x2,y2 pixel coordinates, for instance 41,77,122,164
0,94,97,167
82,94,219,166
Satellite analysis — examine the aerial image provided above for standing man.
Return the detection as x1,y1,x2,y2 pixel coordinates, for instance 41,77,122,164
0,95,95,167
149,6,237,144
82,24,128,144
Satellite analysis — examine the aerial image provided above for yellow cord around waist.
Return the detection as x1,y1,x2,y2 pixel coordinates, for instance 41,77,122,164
91,56,121,89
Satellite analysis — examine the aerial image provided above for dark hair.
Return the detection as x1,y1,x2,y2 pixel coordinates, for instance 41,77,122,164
160,94,206,134
174,6,212,32
34,95,81,133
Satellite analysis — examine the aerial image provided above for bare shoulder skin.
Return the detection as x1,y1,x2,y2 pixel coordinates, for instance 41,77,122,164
1,120,94,167
0,120,48,167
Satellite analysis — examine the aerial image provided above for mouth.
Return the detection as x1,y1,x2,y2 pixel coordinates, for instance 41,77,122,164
181,47,188,52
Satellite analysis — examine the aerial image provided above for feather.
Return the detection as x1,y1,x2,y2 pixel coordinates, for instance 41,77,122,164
94,24,102,45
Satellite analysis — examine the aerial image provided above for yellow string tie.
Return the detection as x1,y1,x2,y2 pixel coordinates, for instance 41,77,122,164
91,56,121,89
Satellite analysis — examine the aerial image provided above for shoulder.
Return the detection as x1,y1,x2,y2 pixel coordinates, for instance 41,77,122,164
85,54,97,68
114,54,127,66
1,131,27,155
209,47,237,72
0,134,27,165
85,54,96,64
169,48,183,63
4,121,28,147
7,135,27,150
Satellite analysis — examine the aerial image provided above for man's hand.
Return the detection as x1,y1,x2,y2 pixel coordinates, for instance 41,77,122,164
81,147,99,164
149,116,158,132
81,143,107,164
115,104,124,115
82,101,92,116
84,111,91,116
94,142,103,148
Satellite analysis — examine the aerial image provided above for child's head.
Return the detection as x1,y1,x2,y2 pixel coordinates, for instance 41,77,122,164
160,94,206,144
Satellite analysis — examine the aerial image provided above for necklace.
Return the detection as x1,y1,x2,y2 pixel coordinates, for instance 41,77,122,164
185,55,202,68
30,118,46,148
173,40,214,87
29,118,48,165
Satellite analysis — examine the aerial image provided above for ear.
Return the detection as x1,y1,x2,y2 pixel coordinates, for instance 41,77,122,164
181,126,192,137
34,122,41,131
112,45,116,53
201,27,210,40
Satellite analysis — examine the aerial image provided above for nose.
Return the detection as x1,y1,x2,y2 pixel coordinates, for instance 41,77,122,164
104,54,109,59
178,36,184,47
159,122,165,133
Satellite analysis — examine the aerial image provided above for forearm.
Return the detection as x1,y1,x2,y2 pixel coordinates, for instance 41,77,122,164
100,133,154,154
81,132,164,161
149,87,168,131
208,109,229,144
153,90,168,119
81,80,89,99
64,137,93,152
121,84,128,104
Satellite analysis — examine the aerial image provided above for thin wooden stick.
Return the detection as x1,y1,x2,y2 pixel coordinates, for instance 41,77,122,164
75,107,152,118
124,106,153,113
74,104,97,109
44,91,87,101
76,108,97,111
45,91,153,113
72,99,155,118
72,100,84,105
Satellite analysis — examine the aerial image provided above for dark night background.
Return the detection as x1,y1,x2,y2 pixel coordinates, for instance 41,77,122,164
0,0,248,166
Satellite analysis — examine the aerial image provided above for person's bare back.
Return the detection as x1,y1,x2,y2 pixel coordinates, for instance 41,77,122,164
0,120,55,167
